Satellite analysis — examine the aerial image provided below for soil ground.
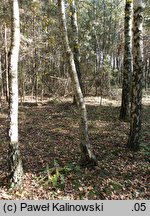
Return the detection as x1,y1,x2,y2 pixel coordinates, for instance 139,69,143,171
0,93,149,199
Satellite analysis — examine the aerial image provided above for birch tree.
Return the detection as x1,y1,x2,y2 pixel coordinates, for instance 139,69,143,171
127,0,144,150
8,0,23,186
58,0,97,166
120,0,133,120
69,0,83,104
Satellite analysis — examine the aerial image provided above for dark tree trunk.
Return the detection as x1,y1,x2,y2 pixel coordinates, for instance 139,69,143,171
127,0,144,150
4,23,9,102
120,0,133,120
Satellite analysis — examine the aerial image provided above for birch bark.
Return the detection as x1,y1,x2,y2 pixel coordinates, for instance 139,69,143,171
127,0,144,150
8,0,23,186
58,0,97,165
120,0,133,120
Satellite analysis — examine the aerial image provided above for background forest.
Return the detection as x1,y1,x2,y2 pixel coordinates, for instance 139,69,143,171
0,0,149,200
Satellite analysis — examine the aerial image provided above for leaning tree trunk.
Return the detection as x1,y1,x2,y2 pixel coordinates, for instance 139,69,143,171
58,0,97,166
69,0,84,104
127,0,144,150
120,0,133,120
8,0,23,187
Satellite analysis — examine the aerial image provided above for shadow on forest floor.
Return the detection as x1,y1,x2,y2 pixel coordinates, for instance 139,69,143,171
0,97,149,199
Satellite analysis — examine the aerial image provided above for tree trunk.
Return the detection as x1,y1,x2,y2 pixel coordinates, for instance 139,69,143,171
0,54,2,111
120,0,133,120
4,23,9,102
8,0,23,187
20,61,25,105
127,0,144,150
70,0,84,104
58,0,97,166
33,15,38,105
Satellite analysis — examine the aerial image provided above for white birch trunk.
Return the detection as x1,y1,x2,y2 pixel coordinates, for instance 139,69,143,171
120,0,133,120
58,0,97,166
70,0,83,102
8,0,23,186
127,0,144,150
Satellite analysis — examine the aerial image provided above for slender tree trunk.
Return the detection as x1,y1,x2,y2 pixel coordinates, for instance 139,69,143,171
8,0,23,186
1,55,5,99
102,0,106,63
148,58,150,88
70,0,84,104
35,71,38,104
120,0,133,120
20,62,25,105
144,57,149,90
4,23,9,102
127,0,144,150
0,54,2,110
58,0,97,166
32,14,38,104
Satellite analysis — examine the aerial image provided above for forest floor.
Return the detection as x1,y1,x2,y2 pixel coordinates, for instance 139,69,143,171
0,92,150,200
